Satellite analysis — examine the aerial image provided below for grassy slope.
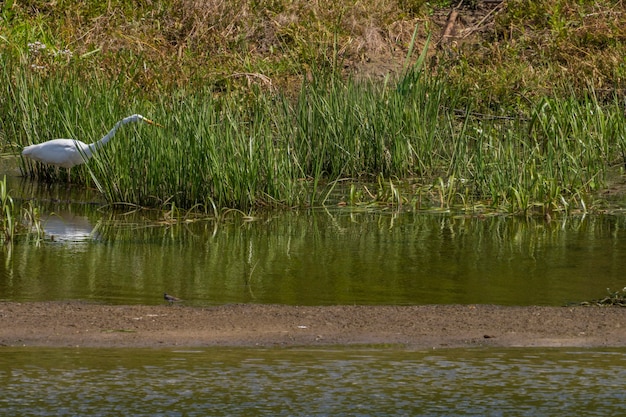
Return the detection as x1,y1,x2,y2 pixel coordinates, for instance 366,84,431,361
1,0,623,102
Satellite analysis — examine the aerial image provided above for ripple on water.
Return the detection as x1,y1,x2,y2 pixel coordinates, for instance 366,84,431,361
1,348,626,416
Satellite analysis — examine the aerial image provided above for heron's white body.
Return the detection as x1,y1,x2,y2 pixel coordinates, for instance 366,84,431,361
22,138,93,169
21,114,157,169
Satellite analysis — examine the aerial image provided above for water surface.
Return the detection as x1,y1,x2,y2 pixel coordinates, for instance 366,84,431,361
2,176,626,306
1,347,625,416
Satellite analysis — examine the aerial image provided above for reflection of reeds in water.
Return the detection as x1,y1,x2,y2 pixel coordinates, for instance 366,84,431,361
0,176,15,243
84,211,626,305
4,55,626,214
2,206,626,305
1,176,46,244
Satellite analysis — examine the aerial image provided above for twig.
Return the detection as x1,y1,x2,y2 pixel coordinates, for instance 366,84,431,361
461,0,507,40
226,72,275,90
452,108,530,122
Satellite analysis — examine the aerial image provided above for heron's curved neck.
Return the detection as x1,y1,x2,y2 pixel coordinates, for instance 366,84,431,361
86,116,137,156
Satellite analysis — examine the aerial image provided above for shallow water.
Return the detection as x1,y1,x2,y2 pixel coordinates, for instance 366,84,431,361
2,176,626,306
1,347,626,416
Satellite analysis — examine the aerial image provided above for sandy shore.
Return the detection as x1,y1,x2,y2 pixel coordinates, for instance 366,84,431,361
1,302,626,349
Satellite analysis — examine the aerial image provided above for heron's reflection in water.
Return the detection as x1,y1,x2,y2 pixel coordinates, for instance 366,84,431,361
42,210,98,242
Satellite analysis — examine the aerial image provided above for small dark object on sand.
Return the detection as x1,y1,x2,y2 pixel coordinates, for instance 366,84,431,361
164,293,182,304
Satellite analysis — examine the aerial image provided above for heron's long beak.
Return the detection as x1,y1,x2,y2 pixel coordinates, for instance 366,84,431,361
143,118,164,128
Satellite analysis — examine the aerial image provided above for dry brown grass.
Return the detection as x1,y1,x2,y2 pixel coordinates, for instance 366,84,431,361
3,1,626,102
451,0,626,104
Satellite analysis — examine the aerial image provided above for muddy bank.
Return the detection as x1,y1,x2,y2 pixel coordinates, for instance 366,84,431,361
2,302,626,349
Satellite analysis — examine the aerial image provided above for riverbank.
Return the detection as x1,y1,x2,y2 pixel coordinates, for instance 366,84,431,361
1,302,625,349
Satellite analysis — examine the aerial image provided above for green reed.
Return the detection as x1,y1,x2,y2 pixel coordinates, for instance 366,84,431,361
2,57,626,214
0,176,44,244
84,90,309,210
0,176,15,243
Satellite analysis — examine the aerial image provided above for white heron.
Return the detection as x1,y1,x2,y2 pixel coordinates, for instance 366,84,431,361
21,114,160,172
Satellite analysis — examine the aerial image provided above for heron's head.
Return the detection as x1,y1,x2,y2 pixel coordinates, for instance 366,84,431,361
125,114,163,127
142,117,163,127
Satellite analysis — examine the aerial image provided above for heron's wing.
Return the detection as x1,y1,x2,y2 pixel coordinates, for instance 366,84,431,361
22,139,89,169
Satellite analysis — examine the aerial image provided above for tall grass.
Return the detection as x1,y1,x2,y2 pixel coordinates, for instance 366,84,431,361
0,175,44,244
88,92,307,209
0,176,15,243
2,55,625,214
